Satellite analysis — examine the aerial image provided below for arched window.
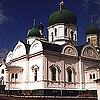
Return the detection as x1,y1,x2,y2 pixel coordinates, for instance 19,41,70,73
90,74,92,79
51,32,54,42
34,69,37,81
67,68,72,82
11,73,14,79
1,69,4,74
15,73,18,79
66,67,75,83
58,67,61,81
74,34,77,41
32,65,39,82
0,76,4,85
65,27,67,36
55,28,57,36
51,67,56,81
88,38,90,43
70,31,74,40
93,73,95,79
50,65,61,81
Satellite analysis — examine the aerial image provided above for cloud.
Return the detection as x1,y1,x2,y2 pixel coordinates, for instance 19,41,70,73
82,0,100,8
82,0,100,14
0,13,7,24
92,0,100,5
0,48,8,61
0,9,8,24
0,1,8,24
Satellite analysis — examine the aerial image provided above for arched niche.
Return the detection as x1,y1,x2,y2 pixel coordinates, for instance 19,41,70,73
13,41,26,59
81,45,98,59
62,45,78,56
29,40,43,55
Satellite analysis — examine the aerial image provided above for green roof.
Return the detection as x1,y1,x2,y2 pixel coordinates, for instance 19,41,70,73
27,27,41,37
48,8,77,26
86,25,100,35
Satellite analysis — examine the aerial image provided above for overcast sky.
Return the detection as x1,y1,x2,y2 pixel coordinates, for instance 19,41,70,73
0,0,100,50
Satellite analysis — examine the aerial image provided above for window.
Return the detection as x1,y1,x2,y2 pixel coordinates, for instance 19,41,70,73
34,69,37,81
0,76,4,85
51,67,56,81
67,68,72,82
0,64,2,67
15,73,18,79
93,74,95,79
28,41,29,44
50,65,61,82
55,28,57,36
70,31,74,40
11,73,14,79
58,68,61,81
88,38,90,43
32,65,39,82
51,32,54,42
74,34,77,41
91,37,97,46
90,74,92,79
1,69,4,74
90,73,96,79
65,28,67,36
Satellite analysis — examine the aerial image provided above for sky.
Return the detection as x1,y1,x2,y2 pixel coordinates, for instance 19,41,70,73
0,0,100,52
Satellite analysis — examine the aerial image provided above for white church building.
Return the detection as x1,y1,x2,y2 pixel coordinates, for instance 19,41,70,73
0,1,100,98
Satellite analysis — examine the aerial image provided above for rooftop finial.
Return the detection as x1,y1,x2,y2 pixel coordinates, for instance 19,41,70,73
59,0,64,11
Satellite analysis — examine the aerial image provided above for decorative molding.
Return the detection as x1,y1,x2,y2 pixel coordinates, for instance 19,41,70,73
6,51,43,65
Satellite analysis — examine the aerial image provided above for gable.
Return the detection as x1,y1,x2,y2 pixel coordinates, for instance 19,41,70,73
29,40,43,55
6,51,13,63
62,45,78,56
13,41,26,59
81,45,98,59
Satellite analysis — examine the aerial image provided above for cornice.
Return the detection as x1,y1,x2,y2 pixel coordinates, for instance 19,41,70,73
6,51,43,65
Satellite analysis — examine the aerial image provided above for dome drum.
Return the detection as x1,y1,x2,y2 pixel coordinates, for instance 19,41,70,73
86,25,100,35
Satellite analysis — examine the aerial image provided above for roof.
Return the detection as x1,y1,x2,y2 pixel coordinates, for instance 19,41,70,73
22,40,62,54
76,44,87,56
27,27,41,38
21,40,31,54
41,41,63,53
48,8,77,26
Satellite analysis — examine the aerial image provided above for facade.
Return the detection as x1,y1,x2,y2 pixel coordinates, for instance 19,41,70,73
0,1,100,98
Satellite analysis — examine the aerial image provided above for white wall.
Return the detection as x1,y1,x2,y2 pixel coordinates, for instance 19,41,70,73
48,24,77,45
85,69,97,90
48,24,65,43
29,40,43,54
13,41,26,59
6,51,13,63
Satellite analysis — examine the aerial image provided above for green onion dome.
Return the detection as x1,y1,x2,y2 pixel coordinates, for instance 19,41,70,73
86,25,100,35
27,27,41,37
48,8,77,26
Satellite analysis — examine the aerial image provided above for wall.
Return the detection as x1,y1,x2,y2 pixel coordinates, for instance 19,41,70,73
43,52,80,89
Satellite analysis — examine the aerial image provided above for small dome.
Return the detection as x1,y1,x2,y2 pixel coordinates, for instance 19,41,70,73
86,25,100,35
27,27,41,37
48,8,77,26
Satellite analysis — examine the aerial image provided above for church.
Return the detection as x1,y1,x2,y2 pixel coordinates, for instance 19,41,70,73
0,0,100,99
